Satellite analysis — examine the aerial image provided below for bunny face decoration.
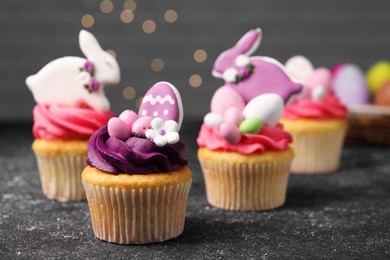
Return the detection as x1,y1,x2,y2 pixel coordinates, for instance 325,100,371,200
26,30,120,111
212,28,302,104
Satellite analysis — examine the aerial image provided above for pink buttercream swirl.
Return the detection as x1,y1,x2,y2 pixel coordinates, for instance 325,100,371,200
283,91,347,120
197,123,292,154
33,104,114,140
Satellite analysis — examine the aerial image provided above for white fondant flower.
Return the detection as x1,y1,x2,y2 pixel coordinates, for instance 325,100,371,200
78,71,91,85
223,68,238,83
145,118,180,147
235,55,250,67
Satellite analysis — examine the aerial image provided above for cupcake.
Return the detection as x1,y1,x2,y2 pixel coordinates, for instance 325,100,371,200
282,55,347,174
197,28,302,211
26,30,120,201
82,82,192,244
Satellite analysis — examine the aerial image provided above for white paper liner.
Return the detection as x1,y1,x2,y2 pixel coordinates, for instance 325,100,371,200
290,129,346,174
199,158,291,211
34,154,87,201
83,181,192,244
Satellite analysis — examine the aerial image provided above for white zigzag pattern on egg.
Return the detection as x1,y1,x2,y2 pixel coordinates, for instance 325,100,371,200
142,94,175,105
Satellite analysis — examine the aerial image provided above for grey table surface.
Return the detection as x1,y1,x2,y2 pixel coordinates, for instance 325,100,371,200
1,121,390,259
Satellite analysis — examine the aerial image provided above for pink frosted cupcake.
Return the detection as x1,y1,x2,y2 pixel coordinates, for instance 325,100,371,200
197,28,302,211
282,56,347,174
27,30,120,201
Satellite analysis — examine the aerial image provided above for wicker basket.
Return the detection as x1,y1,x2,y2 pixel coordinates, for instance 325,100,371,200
346,105,390,146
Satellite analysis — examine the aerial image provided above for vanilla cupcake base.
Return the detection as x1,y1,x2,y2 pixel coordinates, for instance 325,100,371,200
82,166,192,244
198,148,294,211
32,139,88,202
281,119,347,174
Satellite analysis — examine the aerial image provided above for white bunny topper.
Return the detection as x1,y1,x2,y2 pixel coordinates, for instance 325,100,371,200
26,30,120,111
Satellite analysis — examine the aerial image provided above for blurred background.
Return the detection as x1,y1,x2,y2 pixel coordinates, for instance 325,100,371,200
1,0,389,122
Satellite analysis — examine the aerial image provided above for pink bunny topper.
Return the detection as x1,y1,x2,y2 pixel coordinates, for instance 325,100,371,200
211,28,302,110
26,30,121,111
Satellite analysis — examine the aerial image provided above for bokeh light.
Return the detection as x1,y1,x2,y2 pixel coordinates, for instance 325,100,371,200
150,58,164,72
100,0,114,14
189,74,202,88
143,20,156,33
106,49,116,58
164,10,177,23
120,10,134,23
123,86,136,100
194,49,207,63
135,96,144,108
81,14,95,28
123,0,137,12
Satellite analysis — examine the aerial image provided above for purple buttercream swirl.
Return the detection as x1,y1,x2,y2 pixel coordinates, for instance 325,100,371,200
87,126,188,174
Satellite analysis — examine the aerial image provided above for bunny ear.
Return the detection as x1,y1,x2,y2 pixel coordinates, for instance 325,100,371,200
79,30,103,59
235,28,262,56
213,28,262,78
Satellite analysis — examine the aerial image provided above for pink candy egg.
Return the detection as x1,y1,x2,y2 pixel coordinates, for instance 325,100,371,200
211,86,245,116
219,122,241,144
132,116,153,137
107,117,131,140
305,67,332,91
224,107,243,126
118,110,138,131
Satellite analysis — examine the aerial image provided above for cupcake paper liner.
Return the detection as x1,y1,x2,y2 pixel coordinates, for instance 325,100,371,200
34,153,87,201
83,181,192,244
198,154,292,211
289,129,346,174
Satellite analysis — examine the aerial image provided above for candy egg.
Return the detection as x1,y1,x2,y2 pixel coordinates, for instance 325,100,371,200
239,118,263,134
306,67,332,92
285,55,314,83
366,61,390,93
219,122,241,144
211,86,245,115
132,116,153,137
332,63,369,106
107,117,131,140
224,107,244,126
375,81,390,107
243,93,284,126
330,63,347,78
138,81,183,130
118,110,138,131
204,112,223,128
311,86,327,101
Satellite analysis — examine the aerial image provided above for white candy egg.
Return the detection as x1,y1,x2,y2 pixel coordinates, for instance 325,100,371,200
243,94,284,126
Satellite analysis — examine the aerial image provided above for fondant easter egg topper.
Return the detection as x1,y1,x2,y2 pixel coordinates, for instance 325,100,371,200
107,81,183,147
26,30,121,111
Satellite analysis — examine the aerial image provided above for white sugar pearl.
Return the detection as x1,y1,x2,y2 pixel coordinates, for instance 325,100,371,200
163,109,169,116
153,111,158,117
141,109,147,116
